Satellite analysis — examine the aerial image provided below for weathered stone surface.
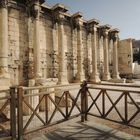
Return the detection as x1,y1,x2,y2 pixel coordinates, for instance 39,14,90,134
118,39,133,75
36,78,58,111
0,0,136,115
0,0,126,88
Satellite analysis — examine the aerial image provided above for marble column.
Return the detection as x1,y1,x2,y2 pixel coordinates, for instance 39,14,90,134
0,0,9,80
23,1,42,115
112,30,120,79
32,2,41,79
90,24,100,83
57,13,68,84
102,26,111,81
76,19,85,82
97,33,103,79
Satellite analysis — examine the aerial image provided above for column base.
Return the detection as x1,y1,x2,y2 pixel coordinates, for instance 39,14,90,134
28,79,36,86
112,73,121,80
58,72,69,85
109,73,121,83
90,73,101,83
74,72,85,83
102,73,111,81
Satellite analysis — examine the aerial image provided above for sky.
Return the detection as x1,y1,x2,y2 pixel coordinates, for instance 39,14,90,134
46,0,140,40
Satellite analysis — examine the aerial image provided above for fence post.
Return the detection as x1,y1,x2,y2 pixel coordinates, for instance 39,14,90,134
81,81,88,122
10,86,17,140
17,87,24,140
124,92,128,124
102,90,105,118
65,91,69,119
45,94,49,124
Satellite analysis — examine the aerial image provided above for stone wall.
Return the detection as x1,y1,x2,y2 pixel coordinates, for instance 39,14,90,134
8,6,28,85
0,0,123,87
118,39,133,75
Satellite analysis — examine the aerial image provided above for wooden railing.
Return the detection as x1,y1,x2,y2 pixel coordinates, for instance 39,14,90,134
0,89,12,139
1,81,140,139
16,83,82,140
86,84,140,129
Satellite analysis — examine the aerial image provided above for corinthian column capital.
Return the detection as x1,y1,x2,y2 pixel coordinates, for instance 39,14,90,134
71,12,84,30
55,12,66,25
109,28,120,41
87,19,99,33
31,3,41,19
0,0,8,8
52,3,68,25
26,0,43,19
100,24,111,38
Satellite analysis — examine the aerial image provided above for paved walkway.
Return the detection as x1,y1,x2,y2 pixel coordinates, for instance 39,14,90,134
30,118,140,140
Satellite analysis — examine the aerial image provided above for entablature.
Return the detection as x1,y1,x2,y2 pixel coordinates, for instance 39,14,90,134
7,0,120,36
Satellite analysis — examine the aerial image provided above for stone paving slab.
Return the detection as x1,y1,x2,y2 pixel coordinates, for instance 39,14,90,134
30,118,140,140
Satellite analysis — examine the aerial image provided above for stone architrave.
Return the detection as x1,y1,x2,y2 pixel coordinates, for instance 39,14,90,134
57,13,68,84
0,0,10,86
110,29,120,80
101,25,111,81
88,19,100,83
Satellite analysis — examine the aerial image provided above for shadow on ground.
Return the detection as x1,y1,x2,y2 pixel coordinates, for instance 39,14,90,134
32,120,139,140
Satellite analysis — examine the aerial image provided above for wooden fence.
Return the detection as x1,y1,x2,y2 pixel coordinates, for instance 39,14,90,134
1,81,140,139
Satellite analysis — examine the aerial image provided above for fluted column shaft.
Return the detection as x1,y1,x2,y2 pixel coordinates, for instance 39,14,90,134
103,31,110,80
112,35,120,79
0,0,9,78
58,15,68,84
90,27,100,82
76,24,85,82
32,2,41,78
34,19,41,77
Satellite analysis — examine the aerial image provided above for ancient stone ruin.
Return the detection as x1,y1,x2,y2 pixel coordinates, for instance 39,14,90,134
0,0,133,88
